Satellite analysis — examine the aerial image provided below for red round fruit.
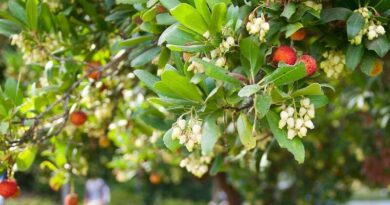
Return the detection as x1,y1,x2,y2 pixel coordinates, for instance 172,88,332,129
64,193,78,205
84,62,101,81
290,29,306,41
0,179,18,198
299,54,317,76
272,46,297,65
70,111,87,126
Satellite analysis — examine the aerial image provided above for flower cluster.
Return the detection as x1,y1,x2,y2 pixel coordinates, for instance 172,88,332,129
171,118,203,152
187,58,206,73
246,14,269,42
279,98,315,140
10,32,63,65
350,7,386,45
180,154,212,177
320,50,346,79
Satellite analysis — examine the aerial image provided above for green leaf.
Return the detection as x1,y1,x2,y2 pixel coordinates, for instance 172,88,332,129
255,94,272,119
159,70,203,102
192,58,241,85
142,7,156,22
26,0,38,30
291,83,323,97
4,78,23,106
170,3,208,35
160,0,180,10
158,23,199,46
359,52,377,76
167,44,213,52
263,63,307,86
346,44,364,71
201,116,220,155
16,146,37,171
281,2,296,20
163,128,181,151
119,35,154,48
134,70,160,93
365,35,390,58
346,12,365,39
131,47,161,67
308,95,328,108
0,19,20,37
195,0,212,23
237,114,256,150
285,22,303,38
158,47,171,69
240,38,266,77
8,1,27,25
266,111,305,164
209,154,223,176
209,3,227,34
320,8,352,23
238,84,261,97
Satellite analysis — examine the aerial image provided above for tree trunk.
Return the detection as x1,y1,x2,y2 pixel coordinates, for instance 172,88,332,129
213,173,241,205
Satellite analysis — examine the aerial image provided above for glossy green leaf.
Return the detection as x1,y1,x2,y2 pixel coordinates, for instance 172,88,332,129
134,70,160,93
170,3,208,35
346,44,364,71
285,22,303,38
238,84,261,97
16,146,37,171
201,116,221,155
167,44,213,52
365,35,390,58
255,94,272,119
163,128,181,151
195,0,211,23
237,113,256,150
240,38,266,77
131,47,161,67
26,0,38,30
292,83,323,97
308,95,328,108
266,111,305,164
320,7,352,23
359,52,377,76
263,63,307,86
281,3,297,20
346,12,365,39
192,58,241,85
210,3,227,34
119,35,154,48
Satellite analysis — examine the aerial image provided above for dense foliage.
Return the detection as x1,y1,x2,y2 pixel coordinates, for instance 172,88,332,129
1,0,390,204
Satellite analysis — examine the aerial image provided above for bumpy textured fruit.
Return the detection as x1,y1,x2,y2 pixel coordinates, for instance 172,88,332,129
290,29,306,41
0,179,18,198
70,111,87,126
272,46,297,65
299,55,317,76
64,193,78,205
84,62,101,80
149,173,161,184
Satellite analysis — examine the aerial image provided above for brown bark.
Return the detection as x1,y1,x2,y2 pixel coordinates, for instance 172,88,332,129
214,173,241,205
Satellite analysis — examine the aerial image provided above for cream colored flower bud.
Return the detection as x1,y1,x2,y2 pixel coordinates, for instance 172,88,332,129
288,129,297,139
367,30,377,40
250,24,260,33
307,108,315,118
226,36,235,45
215,57,226,67
210,49,219,59
203,31,210,39
177,119,186,130
299,107,307,117
192,124,202,135
287,117,295,128
295,118,304,129
179,135,187,144
301,98,311,107
261,22,270,31
172,127,181,138
304,120,315,129
280,111,289,120
279,120,286,129
376,25,386,35
299,127,307,137
287,107,295,116
254,17,263,25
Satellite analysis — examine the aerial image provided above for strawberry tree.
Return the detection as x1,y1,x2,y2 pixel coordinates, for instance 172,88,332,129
0,0,390,204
